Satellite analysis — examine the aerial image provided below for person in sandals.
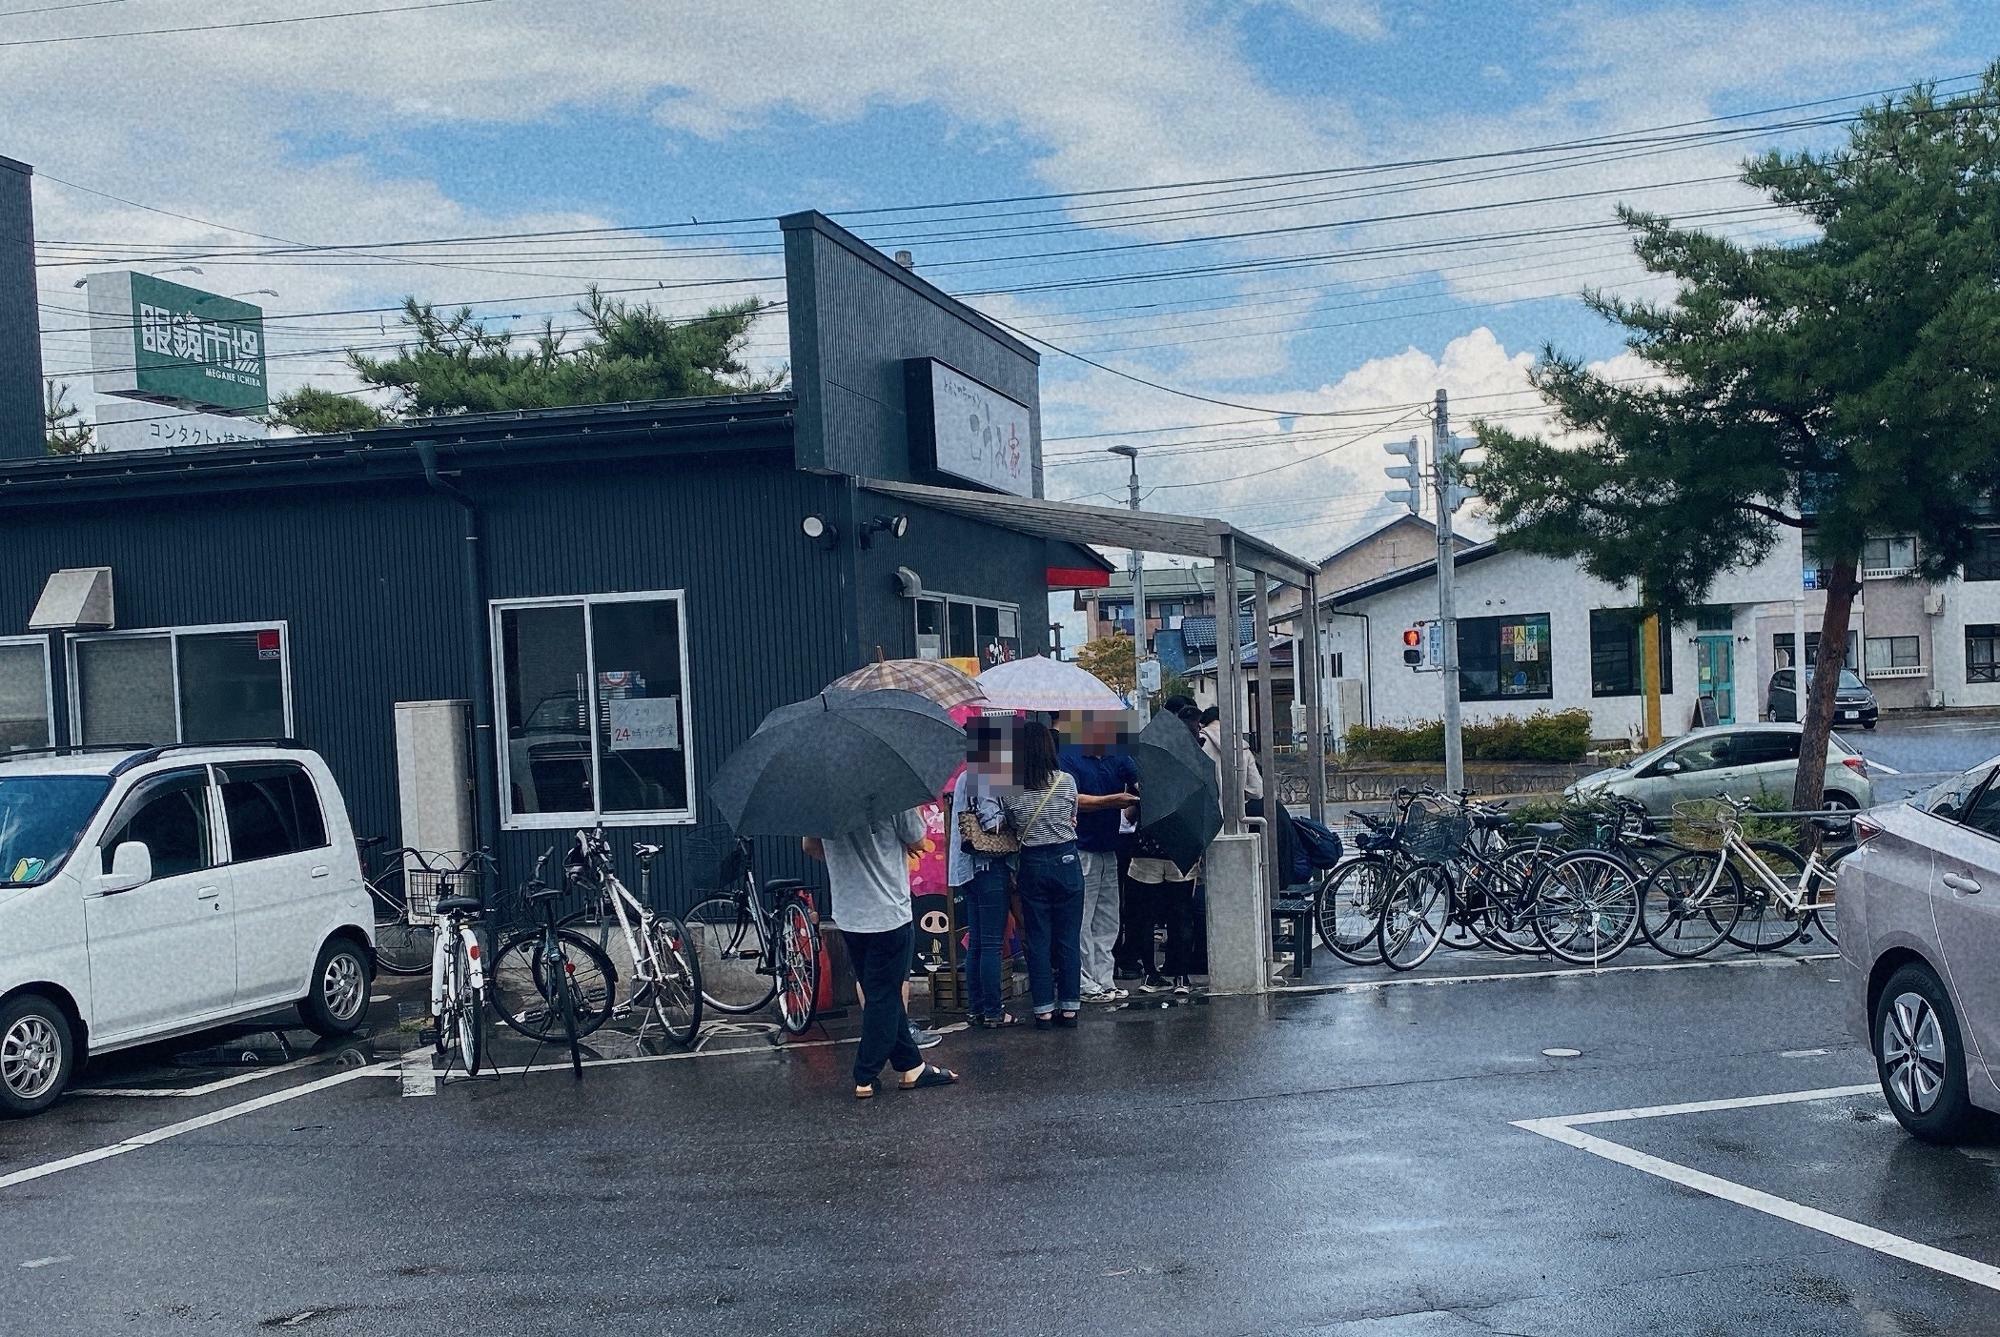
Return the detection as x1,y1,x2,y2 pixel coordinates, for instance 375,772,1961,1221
805,810,960,1099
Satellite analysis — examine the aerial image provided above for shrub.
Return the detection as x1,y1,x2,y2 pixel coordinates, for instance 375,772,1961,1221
1344,708,1593,764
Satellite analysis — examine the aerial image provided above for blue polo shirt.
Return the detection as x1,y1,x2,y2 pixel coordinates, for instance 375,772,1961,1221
1059,746,1139,854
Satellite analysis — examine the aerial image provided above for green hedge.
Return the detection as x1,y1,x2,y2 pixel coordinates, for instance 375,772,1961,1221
1343,708,1593,764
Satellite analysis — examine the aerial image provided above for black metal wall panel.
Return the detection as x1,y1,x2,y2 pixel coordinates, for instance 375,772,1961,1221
0,156,44,461
854,499,1054,665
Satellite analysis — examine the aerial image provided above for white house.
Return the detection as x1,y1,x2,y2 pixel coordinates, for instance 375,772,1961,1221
1307,529,1809,745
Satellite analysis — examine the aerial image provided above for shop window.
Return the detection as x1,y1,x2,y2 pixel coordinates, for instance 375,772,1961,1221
914,599,944,660
1774,630,1861,672
916,594,1022,666
1589,609,1675,697
1458,613,1552,702
1864,636,1923,675
71,625,289,747
1964,530,2000,582
1968,625,2000,685
494,592,694,829
0,639,52,752
219,763,328,862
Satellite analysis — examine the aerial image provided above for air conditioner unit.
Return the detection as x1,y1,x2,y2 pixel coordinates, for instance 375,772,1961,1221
1923,590,1946,617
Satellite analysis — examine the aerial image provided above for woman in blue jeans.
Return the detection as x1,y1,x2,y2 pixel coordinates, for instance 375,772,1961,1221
1001,720,1084,1028
950,719,1018,1027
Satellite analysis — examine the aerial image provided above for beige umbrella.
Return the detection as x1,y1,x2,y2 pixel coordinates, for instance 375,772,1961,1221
827,658,987,710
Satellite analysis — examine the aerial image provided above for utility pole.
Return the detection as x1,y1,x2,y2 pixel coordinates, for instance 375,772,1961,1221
1433,389,1465,794
1109,444,1149,720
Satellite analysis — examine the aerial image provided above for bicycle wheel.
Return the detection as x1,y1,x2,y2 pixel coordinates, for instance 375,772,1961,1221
642,915,704,1048
490,929,618,1041
1379,861,1452,972
773,899,822,1036
372,896,433,976
685,895,774,1014
1531,851,1641,966
1640,850,1740,959
1315,857,1393,965
459,986,484,1077
1725,841,1807,952
559,970,582,1079
1474,848,1550,954
1807,846,1851,947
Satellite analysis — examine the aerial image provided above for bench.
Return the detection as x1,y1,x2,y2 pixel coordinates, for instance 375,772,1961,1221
1272,885,1315,978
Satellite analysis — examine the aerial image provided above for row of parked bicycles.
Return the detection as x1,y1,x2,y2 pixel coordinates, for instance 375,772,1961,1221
1313,787,1848,972
364,828,824,1080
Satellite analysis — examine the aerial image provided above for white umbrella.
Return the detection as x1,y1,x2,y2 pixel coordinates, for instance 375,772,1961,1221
975,655,1126,712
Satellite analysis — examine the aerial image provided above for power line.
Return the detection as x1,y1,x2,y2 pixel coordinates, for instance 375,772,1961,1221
0,0,508,46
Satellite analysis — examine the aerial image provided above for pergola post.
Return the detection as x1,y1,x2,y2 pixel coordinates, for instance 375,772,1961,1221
1215,538,1244,833
1301,571,1326,823
1205,535,1268,994
1253,570,1280,897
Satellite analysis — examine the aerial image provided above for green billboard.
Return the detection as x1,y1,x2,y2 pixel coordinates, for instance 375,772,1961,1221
89,271,268,413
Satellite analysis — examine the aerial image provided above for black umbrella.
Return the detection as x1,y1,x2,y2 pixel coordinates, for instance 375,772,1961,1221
1132,710,1221,870
710,688,965,839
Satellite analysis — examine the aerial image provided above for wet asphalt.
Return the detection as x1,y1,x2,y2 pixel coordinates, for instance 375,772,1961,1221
4,949,1998,1336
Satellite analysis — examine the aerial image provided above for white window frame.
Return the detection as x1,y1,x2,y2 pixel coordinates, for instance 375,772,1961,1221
1863,635,1927,679
490,590,697,832
1862,535,1917,580
0,634,55,751
912,591,1024,663
65,621,293,745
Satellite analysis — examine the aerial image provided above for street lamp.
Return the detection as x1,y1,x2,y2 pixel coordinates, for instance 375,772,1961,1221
1107,443,1149,720
229,288,278,299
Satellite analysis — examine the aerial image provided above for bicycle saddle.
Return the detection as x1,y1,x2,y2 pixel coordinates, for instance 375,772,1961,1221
633,842,662,858
435,895,484,915
1355,831,1395,852
763,878,808,895
1519,821,1565,838
1472,811,1513,830
1810,815,1852,832
524,883,564,903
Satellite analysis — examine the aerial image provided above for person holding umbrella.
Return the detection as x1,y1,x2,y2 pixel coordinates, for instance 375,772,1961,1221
1001,720,1085,1028
1126,702,1213,994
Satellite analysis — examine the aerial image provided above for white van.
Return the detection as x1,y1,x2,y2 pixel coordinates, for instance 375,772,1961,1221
0,743,374,1115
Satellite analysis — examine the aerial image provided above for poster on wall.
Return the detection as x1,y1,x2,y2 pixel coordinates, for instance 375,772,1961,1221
904,358,1035,498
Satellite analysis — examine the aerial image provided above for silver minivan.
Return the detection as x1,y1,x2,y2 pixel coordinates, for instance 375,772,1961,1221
1842,757,2000,1141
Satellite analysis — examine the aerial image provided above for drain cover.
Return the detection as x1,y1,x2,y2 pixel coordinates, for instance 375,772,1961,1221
1542,1047,1581,1058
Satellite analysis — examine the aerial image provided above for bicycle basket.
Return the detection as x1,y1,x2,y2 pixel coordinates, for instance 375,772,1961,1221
1400,801,1470,862
403,855,483,925
1561,805,1615,848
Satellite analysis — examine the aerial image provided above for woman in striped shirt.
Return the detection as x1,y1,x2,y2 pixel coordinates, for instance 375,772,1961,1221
1001,720,1084,1028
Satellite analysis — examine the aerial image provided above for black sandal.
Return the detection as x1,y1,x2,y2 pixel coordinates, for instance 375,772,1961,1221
1053,1011,1080,1028
898,1064,959,1091
973,1012,1022,1029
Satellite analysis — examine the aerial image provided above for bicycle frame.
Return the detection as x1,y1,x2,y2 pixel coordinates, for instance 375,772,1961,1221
429,914,485,1017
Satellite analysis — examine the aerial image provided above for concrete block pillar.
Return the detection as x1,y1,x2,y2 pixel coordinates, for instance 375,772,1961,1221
1204,832,1270,995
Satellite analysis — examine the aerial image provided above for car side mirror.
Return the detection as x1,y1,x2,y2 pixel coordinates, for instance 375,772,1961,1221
1655,760,1683,775
100,840,152,894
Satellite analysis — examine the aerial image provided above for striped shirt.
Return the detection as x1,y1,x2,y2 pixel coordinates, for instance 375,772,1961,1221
1001,773,1079,847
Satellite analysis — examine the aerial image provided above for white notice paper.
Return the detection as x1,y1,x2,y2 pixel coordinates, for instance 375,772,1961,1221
608,697,681,752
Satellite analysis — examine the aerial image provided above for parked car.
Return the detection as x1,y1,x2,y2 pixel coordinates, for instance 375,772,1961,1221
0,743,372,1116
1841,756,2000,1141
1564,722,1874,817
1766,666,1878,729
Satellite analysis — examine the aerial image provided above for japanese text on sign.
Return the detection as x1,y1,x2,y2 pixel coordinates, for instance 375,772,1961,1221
138,303,263,387
608,697,681,752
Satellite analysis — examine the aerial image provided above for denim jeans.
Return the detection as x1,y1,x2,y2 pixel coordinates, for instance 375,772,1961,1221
958,864,1011,1020
1017,842,1084,1014
845,922,921,1087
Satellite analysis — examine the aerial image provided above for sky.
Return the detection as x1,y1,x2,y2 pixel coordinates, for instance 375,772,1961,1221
8,0,1998,649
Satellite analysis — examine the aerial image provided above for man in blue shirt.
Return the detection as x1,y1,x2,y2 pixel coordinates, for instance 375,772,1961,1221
1059,715,1139,1004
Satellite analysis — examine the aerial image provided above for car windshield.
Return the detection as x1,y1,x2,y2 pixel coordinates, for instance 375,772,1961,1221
1801,669,1866,691
0,775,113,886
1914,760,2000,821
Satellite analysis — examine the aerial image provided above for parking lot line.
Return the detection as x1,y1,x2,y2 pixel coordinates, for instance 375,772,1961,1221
446,1032,860,1081
0,1061,397,1194
69,1054,336,1100
1515,1087,2000,1294
1270,952,1837,996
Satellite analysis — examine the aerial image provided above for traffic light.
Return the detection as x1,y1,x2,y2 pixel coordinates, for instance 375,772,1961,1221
1383,436,1421,514
1436,433,1478,514
1402,627,1423,666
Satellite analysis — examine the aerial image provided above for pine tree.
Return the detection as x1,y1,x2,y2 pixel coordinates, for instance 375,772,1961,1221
43,381,94,456
1473,70,2000,816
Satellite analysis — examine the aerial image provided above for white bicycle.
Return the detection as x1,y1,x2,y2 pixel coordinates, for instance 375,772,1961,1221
428,870,490,1077
1640,794,1848,958
565,827,704,1048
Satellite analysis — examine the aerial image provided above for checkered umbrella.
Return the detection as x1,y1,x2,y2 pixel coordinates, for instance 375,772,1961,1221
827,658,987,709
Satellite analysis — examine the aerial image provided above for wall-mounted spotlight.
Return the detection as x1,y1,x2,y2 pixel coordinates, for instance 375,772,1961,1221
801,514,840,550
860,514,910,549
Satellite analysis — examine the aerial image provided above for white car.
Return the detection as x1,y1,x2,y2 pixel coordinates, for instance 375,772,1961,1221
0,743,373,1115
1564,723,1875,818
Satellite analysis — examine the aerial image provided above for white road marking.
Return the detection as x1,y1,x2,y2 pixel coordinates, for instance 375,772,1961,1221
1906,721,2000,731
1781,1048,1832,1059
19,1256,71,1268
398,1047,436,1098
1269,952,1838,996
1515,1085,2000,1294
447,1033,861,1081
0,1061,395,1194
70,1053,334,1100
1542,1048,1581,1058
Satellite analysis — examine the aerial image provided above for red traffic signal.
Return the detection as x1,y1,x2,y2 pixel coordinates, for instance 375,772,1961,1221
1402,626,1423,666
1401,628,1422,647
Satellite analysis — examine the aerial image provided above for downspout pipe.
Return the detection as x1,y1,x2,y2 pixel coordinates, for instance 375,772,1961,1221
419,441,502,867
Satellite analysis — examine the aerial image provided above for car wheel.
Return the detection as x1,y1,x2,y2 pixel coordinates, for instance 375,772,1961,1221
1863,720,1878,731
0,994,75,1117
1873,962,1978,1143
299,937,372,1038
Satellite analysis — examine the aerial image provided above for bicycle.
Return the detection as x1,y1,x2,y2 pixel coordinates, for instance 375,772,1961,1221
683,834,822,1035
1640,795,1847,958
563,827,704,1049
1313,788,1429,966
427,869,490,1077
491,851,618,1078
362,837,434,977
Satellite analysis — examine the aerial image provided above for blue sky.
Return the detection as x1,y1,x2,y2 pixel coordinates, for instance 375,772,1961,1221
9,0,1999,563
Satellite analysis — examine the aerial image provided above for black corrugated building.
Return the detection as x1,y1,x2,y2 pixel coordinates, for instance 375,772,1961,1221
0,209,1109,905
0,155,44,460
